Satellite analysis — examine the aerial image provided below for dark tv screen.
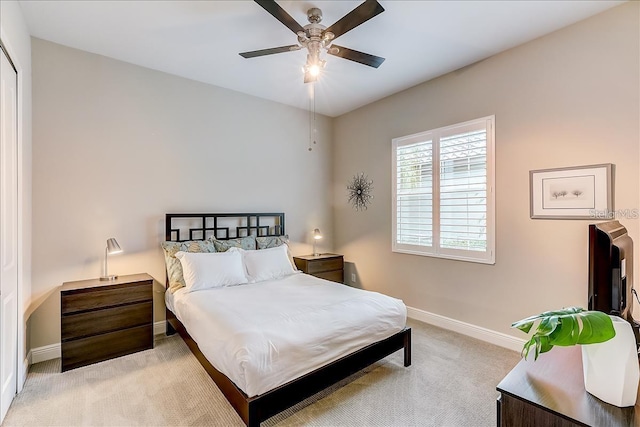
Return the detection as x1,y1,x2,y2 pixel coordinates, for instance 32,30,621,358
588,220,636,326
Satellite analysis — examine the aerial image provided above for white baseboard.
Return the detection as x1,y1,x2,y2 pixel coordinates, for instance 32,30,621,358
406,306,525,353
31,343,61,364
154,320,166,336
19,356,30,390
29,321,170,365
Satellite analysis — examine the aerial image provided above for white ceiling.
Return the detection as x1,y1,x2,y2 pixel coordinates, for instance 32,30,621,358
18,0,623,117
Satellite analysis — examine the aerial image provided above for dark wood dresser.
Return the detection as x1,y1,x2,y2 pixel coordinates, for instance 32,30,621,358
293,254,344,283
496,345,640,426
61,273,154,371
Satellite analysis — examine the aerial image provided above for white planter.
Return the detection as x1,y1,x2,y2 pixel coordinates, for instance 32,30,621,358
581,315,639,407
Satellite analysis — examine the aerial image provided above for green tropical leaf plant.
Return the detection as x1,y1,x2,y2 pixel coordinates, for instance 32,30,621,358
511,307,616,360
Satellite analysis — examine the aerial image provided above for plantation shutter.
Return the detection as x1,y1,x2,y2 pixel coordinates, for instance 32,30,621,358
439,126,488,253
395,138,434,251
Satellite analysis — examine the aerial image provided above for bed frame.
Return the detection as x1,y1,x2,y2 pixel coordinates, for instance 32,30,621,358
164,213,412,427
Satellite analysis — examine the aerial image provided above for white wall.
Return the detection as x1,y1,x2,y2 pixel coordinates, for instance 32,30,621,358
333,3,640,338
0,0,33,388
30,39,334,349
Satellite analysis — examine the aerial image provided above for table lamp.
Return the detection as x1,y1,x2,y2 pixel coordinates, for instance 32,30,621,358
100,237,122,281
313,228,322,257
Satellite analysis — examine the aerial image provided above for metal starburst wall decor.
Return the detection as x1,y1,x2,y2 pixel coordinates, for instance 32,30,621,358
347,173,374,211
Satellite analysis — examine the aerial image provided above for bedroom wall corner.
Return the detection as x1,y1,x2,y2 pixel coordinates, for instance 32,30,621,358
332,2,640,340
29,38,335,351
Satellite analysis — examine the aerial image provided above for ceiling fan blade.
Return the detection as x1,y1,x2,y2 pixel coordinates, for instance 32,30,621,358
254,0,304,34
240,45,300,58
328,45,385,68
323,0,384,40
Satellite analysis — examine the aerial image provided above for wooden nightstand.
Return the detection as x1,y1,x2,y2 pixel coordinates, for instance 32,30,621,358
60,273,154,371
293,254,344,284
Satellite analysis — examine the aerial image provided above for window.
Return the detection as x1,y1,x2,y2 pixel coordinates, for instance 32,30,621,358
392,116,495,264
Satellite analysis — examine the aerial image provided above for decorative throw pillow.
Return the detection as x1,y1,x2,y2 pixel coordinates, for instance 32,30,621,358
256,235,289,249
161,240,216,293
175,251,248,292
211,235,256,252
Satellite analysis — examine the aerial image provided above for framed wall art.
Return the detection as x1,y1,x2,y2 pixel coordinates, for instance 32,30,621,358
530,164,613,219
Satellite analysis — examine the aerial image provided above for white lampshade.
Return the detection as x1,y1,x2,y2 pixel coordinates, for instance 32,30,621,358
101,238,123,281
106,238,122,255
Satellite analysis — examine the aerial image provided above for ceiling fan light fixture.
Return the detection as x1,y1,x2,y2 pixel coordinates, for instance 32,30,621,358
309,63,322,77
304,57,326,78
309,64,320,77
303,43,324,79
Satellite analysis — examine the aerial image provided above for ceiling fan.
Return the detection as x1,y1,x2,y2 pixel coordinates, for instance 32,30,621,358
240,0,385,83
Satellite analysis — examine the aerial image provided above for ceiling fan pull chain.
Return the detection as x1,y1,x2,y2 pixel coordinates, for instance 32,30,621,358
308,83,314,151
313,84,317,147
308,82,318,151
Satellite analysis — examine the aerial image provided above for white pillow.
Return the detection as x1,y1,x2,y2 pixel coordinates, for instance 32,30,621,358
175,251,248,292
241,244,297,283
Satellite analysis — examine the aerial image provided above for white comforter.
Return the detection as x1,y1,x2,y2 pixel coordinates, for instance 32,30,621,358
168,273,407,397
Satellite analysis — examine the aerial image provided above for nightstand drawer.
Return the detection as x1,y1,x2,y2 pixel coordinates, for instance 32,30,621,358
314,270,344,283
306,258,343,274
62,301,153,342
61,282,152,315
62,324,153,371
293,254,344,284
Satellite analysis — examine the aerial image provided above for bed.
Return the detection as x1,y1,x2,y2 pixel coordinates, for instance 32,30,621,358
163,213,411,427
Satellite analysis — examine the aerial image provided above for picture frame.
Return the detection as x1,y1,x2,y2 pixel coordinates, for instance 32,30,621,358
530,164,613,219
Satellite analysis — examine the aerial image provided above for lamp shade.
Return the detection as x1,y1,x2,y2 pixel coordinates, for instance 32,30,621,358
313,229,322,240
106,238,122,254
101,238,122,281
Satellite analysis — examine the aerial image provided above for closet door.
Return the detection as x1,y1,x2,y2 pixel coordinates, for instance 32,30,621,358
0,45,18,421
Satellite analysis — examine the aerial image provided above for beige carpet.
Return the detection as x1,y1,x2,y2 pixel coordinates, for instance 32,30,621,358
3,319,520,426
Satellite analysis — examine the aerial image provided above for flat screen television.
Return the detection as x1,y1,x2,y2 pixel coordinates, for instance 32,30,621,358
588,220,639,347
